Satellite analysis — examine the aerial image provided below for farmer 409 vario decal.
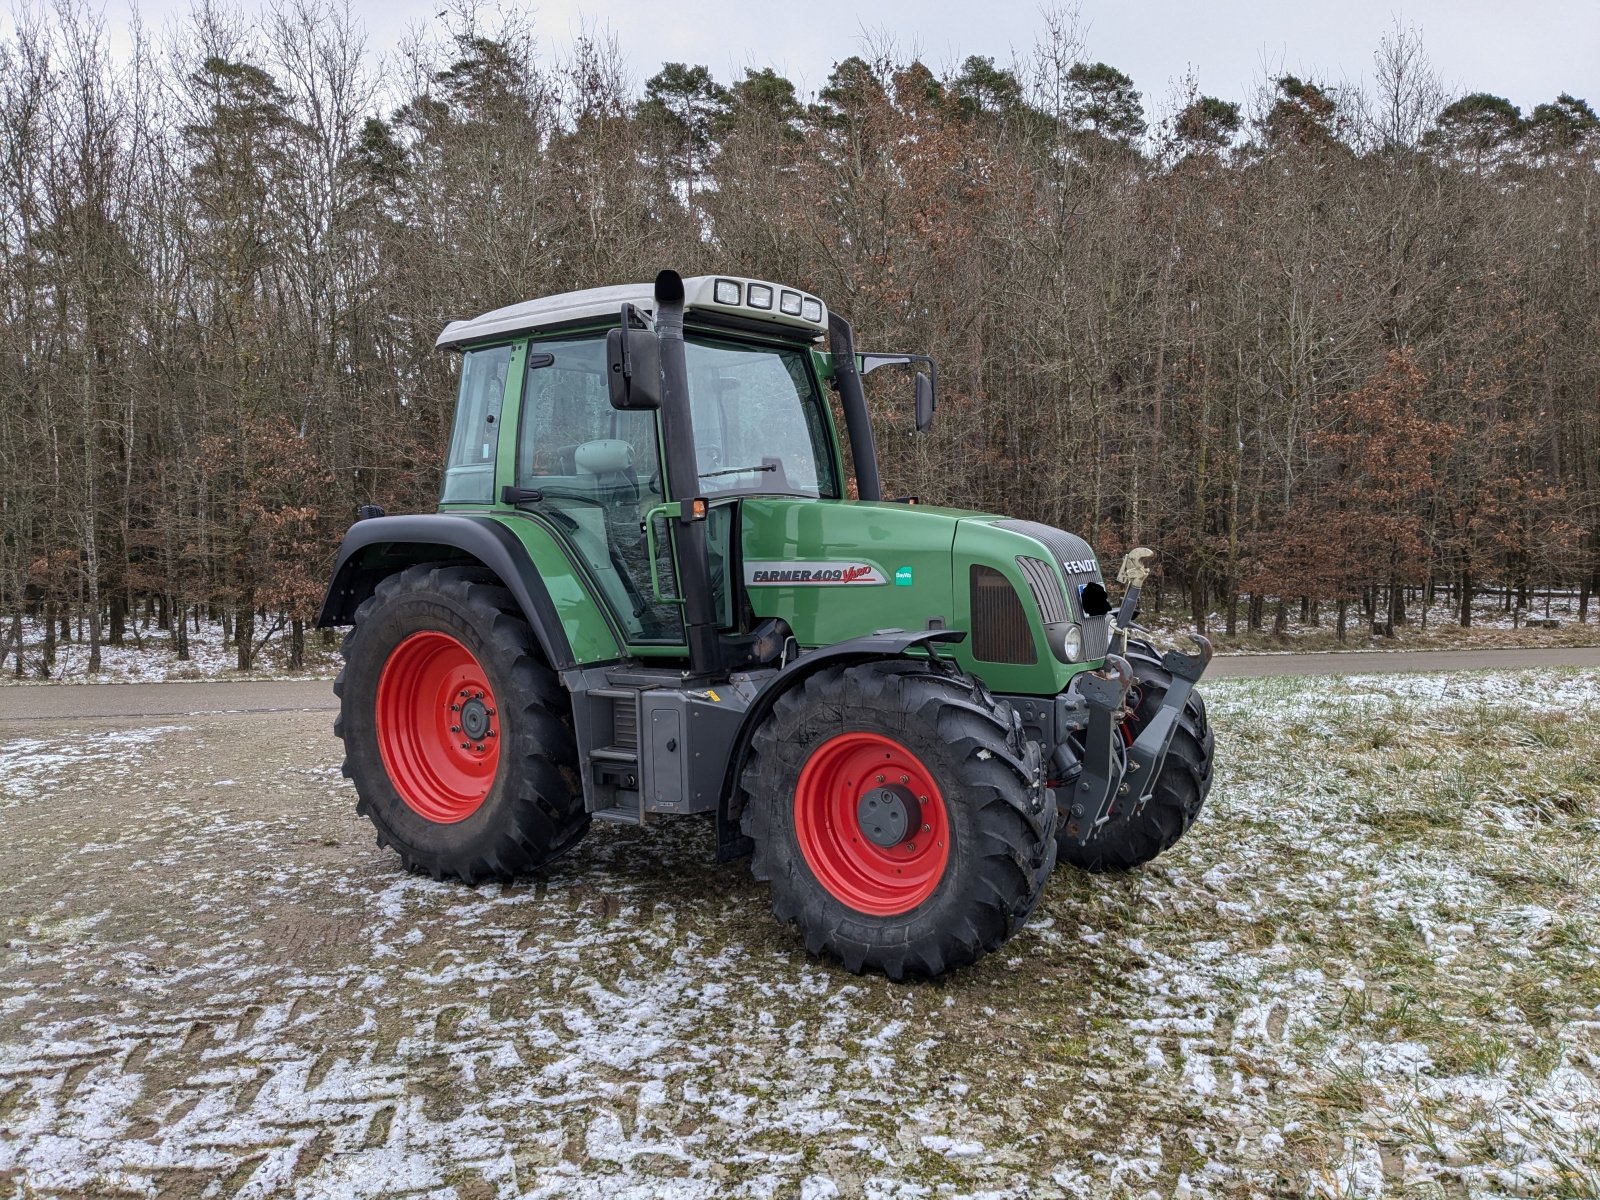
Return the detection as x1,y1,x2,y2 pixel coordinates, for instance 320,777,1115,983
744,561,886,585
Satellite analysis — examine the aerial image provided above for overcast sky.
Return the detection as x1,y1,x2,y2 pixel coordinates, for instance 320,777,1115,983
75,0,1600,117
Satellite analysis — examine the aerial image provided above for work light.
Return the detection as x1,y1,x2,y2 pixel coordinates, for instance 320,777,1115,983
747,283,774,309
779,290,802,316
801,297,823,323
713,279,741,305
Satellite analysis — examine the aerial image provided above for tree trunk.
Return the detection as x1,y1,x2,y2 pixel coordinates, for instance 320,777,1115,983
1273,599,1288,636
1189,572,1207,637
1225,592,1239,636
236,600,255,672
43,602,57,671
9,611,21,678
173,594,189,661
290,618,305,670
109,590,126,645
1460,568,1473,627
1336,599,1348,644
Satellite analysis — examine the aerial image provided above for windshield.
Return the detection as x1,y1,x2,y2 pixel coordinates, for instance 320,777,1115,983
685,337,838,498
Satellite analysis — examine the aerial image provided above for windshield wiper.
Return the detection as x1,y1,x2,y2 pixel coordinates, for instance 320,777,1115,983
699,463,776,479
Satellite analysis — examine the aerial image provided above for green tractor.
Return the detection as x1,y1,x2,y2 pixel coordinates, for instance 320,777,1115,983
319,271,1214,979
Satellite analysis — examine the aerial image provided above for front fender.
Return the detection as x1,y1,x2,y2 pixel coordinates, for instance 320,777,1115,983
714,628,968,861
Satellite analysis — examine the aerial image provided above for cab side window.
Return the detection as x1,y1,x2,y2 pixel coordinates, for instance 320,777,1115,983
440,345,511,504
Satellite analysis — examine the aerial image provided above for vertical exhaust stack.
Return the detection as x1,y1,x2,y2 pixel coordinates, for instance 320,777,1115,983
827,312,882,502
652,270,721,676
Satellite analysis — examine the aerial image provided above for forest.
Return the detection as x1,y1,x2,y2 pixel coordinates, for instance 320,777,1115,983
1,2,1597,674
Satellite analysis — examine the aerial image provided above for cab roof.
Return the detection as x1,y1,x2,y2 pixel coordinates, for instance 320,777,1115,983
435,275,829,350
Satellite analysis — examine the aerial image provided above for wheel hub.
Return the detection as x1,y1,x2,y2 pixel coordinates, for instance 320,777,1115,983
856,784,921,848
459,694,492,741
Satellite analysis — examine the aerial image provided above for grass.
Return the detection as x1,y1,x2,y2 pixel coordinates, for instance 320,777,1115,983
2,667,1599,1197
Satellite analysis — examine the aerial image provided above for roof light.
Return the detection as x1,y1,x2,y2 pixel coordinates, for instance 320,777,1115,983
713,278,741,306
779,290,802,316
801,297,823,323
747,283,774,309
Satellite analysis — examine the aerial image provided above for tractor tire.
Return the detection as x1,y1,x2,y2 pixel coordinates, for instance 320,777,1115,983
334,564,588,883
1055,638,1214,873
740,659,1056,980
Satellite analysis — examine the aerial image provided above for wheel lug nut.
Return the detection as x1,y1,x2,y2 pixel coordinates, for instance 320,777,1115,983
475,743,485,752
451,725,460,733
486,730,496,738
460,742,469,749
907,842,916,852
875,774,884,783
900,774,909,784
922,823,931,832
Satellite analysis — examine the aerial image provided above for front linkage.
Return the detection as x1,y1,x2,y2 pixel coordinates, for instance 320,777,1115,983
1059,637,1211,845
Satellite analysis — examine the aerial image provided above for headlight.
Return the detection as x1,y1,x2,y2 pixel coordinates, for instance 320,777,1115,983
779,290,803,316
713,278,741,305
747,283,773,309
801,297,823,323
1061,623,1083,662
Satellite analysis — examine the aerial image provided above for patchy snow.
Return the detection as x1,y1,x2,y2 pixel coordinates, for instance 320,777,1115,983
1,667,1599,1197
0,614,337,686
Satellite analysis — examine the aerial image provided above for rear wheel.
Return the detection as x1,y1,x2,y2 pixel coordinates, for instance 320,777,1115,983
741,660,1056,980
1055,639,1214,873
335,564,588,882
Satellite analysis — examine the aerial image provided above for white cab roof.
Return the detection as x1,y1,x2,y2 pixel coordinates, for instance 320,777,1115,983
435,275,829,349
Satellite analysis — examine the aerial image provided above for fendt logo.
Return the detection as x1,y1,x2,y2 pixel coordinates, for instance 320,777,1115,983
1061,558,1098,576
745,561,888,585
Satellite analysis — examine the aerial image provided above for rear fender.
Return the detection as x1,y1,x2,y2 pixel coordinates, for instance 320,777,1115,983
316,514,577,671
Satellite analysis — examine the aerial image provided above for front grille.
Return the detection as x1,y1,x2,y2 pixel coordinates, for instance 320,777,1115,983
1082,614,1111,660
1016,556,1068,623
969,565,1036,664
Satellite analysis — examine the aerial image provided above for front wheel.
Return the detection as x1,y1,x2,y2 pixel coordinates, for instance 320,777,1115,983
740,660,1056,980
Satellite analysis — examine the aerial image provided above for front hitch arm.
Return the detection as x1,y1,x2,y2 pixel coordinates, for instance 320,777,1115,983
1059,635,1213,846
1059,653,1133,845
1123,634,1212,818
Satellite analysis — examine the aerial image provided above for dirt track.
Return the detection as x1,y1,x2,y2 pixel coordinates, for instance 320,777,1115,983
2,645,1598,722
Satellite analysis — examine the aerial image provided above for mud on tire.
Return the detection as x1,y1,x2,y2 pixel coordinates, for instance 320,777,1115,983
334,564,588,882
1055,638,1215,873
740,659,1056,980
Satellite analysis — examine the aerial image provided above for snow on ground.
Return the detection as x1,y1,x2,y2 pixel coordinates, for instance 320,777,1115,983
2,668,1599,1197
1146,589,1600,656
0,615,340,686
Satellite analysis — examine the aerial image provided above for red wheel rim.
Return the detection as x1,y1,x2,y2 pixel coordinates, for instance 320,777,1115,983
375,631,501,823
793,732,951,916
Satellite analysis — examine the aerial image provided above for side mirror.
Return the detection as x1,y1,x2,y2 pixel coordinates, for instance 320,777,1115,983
606,326,661,411
858,351,938,433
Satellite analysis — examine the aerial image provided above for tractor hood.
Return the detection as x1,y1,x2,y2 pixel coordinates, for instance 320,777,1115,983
738,498,1107,696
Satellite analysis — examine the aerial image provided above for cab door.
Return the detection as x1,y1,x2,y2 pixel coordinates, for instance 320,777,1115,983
510,333,687,650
